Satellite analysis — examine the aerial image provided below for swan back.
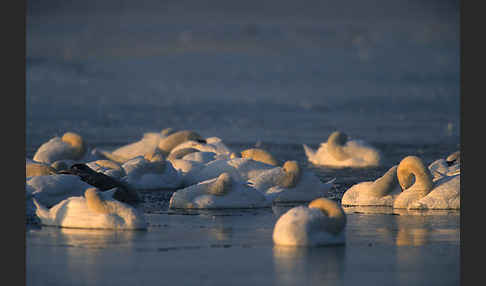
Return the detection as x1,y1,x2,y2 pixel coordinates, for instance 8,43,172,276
241,148,279,166
167,148,200,161
26,162,57,177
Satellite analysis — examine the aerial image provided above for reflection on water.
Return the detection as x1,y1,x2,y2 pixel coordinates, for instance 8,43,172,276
273,245,346,286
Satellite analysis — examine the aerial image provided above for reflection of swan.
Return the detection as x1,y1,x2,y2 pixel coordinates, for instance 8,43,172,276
303,131,382,168
429,151,460,179
33,132,87,164
97,129,174,164
341,166,401,206
273,198,346,246
121,154,183,190
33,188,147,230
273,245,345,284
248,161,335,203
393,156,460,209
169,173,270,209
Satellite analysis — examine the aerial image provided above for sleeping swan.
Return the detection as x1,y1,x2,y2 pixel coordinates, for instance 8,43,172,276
428,150,460,179
393,156,460,210
33,188,147,230
273,197,346,246
169,172,270,209
33,132,87,164
303,131,382,168
341,165,401,206
248,161,335,203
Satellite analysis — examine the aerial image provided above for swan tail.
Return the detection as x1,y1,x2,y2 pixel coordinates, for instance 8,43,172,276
302,144,316,160
99,150,130,164
32,198,51,221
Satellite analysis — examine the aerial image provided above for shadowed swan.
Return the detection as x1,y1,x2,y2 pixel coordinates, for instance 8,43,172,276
169,173,270,209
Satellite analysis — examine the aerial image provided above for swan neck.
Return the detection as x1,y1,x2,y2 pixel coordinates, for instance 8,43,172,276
369,166,399,197
277,161,301,188
85,188,110,214
327,132,350,161
397,156,434,197
207,173,232,196
308,198,346,235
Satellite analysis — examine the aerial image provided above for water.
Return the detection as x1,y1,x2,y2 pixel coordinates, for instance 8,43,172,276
26,1,460,285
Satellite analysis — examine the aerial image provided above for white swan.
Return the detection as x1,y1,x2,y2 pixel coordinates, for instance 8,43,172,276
393,156,460,209
428,151,460,179
248,161,335,203
181,157,277,187
157,130,207,155
27,174,93,208
97,128,174,164
33,132,87,164
121,152,183,190
33,188,147,230
303,131,382,168
341,165,402,206
273,197,347,246
169,173,270,209
169,136,233,157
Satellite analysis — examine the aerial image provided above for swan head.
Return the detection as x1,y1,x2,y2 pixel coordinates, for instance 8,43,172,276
277,160,301,188
61,132,86,160
397,156,434,196
157,130,206,154
207,172,232,196
240,148,279,166
446,151,460,166
167,148,200,161
144,149,165,162
327,131,350,161
161,127,175,137
308,198,346,235
85,188,110,214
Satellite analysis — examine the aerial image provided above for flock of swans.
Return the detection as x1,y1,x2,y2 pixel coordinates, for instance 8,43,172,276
26,129,460,247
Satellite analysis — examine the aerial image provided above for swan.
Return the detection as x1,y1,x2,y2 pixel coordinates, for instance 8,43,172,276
157,130,207,155
341,165,402,206
429,151,460,179
302,131,382,168
33,188,147,230
393,156,460,209
169,173,270,209
169,136,233,157
240,148,279,166
248,161,335,203
180,157,277,187
97,128,175,164
121,151,183,190
85,159,127,179
272,197,347,246
33,132,87,164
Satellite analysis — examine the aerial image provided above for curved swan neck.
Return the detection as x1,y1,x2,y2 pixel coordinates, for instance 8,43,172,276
327,131,350,161
160,128,174,137
167,148,199,161
308,198,346,235
368,165,399,197
85,188,110,214
446,151,460,165
277,161,301,188
144,149,165,162
397,156,434,197
62,132,86,159
207,173,232,196
158,130,204,154
240,148,279,166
